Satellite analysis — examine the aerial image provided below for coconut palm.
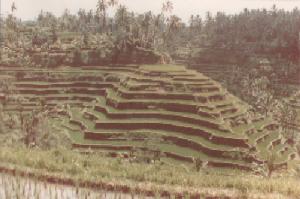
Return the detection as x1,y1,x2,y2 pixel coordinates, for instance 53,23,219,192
97,0,108,31
141,11,152,46
115,5,129,31
152,14,163,47
97,0,119,32
162,1,173,13
108,0,118,7
167,15,181,35
11,2,17,13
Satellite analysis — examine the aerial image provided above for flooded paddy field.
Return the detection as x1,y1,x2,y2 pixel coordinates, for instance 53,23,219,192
0,173,153,199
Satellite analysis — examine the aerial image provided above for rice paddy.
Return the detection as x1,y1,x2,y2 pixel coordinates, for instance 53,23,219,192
0,64,299,198
0,64,295,170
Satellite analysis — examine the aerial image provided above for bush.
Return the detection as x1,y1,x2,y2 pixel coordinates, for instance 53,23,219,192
252,152,278,178
195,157,208,172
195,157,202,172
105,75,121,82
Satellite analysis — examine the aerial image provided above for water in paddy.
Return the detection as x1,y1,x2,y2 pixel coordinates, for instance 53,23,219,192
0,173,154,199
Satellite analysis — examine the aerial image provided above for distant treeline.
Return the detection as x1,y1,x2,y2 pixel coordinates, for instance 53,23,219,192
2,1,300,63
187,6,300,63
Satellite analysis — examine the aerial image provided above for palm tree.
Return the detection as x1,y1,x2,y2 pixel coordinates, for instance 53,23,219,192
97,0,119,32
78,9,87,24
60,9,71,31
115,5,128,31
195,15,202,33
162,1,173,13
141,11,152,46
108,0,118,7
163,15,181,49
189,15,194,31
97,0,108,32
167,15,181,35
152,14,162,47
11,2,17,13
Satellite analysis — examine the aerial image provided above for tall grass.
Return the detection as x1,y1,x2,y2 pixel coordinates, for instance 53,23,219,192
0,146,299,198
0,173,151,199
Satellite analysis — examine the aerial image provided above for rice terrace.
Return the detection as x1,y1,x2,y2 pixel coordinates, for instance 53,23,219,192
0,0,300,198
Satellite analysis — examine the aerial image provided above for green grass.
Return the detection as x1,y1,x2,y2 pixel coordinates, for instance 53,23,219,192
139,64,187,72
69,109,245,151
2,64,296,172
0,146,299,198
88,111,247,145
88,111,246,140
59,110,250,165
233,118,272,136
95,96,224,123
255,130,291,162
106,88,230,114
67,131,249,166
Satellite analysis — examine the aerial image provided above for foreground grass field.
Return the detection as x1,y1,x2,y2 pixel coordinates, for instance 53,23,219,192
0,146,299,198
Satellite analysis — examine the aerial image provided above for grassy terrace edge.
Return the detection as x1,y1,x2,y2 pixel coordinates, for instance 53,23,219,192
0,146,299,198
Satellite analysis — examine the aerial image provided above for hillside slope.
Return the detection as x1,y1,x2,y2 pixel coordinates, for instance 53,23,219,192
0,64,296,170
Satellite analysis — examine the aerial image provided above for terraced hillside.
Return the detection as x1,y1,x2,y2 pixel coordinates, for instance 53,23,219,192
287,91,300,131
0,65,296,170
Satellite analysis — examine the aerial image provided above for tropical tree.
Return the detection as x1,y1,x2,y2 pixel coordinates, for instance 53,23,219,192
152,14,163,46
162,0,173,13
141,11,152,46
97,0,119,32
37,11,58,28
164,15,182,49
4,14,19,45
253,152,279,178
21,102,72,149
255,90,275,117
115,5,129,31
108,0,119,7
240,75,276,117
97,0,108,31
11,2,17,13
275,102,298,144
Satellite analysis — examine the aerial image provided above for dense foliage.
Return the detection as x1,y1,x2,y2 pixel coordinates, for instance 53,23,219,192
31,4,300,62
2,2,299,64
187,6,300,62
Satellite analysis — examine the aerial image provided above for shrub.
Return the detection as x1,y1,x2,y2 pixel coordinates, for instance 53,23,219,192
195,157,202,172
252,152,278,178
195,157,208,172
105,75,120,82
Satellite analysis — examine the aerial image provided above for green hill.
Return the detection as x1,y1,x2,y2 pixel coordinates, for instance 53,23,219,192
0,64,296,170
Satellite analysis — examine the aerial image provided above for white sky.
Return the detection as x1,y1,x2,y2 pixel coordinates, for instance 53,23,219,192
1,0,300,22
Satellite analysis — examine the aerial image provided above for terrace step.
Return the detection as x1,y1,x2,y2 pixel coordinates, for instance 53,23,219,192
93,103,228,133
15,88,106,96
93,120,248,148
2,65,294,169
90,104,241,139
71,143,252,170
68,110,254,162
19,94,99,102
105,89,225,118
71,109,248,148
14,82,115,89
83,130,255,163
